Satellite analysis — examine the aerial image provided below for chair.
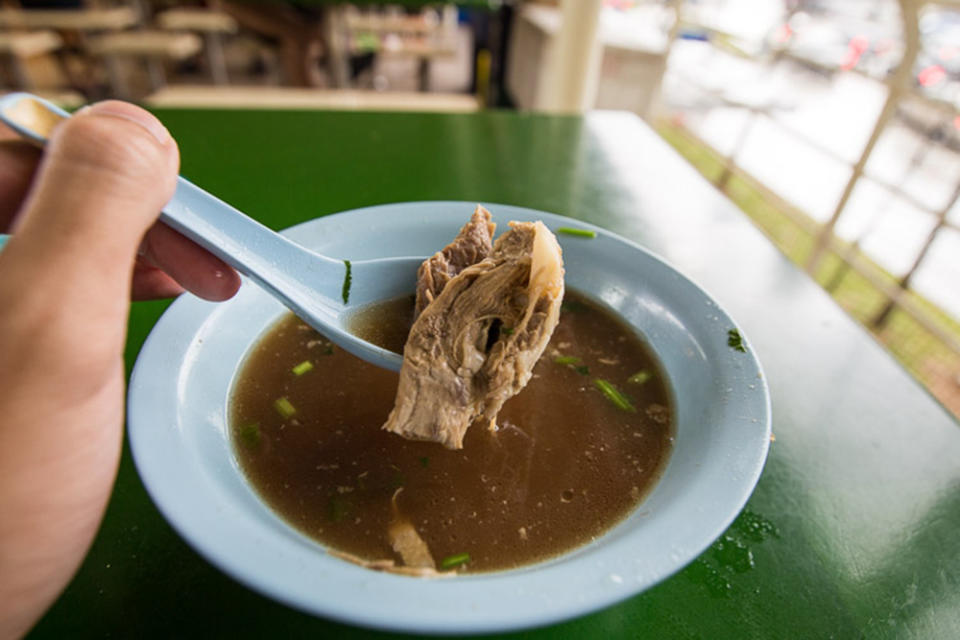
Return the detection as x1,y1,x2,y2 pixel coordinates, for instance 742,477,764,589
156,8,238,85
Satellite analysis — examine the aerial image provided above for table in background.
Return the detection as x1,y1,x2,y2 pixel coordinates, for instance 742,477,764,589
30,109,960,638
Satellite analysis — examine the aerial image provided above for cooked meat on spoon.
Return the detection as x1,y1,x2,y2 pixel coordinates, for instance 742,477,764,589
383,206,565,449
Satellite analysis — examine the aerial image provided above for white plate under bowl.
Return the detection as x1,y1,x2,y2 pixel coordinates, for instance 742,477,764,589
128,201,771,635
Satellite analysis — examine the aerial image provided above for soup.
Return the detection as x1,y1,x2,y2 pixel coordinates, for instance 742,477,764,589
230,292,673,573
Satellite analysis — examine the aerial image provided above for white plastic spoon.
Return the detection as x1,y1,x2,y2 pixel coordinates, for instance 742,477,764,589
0,92,419,371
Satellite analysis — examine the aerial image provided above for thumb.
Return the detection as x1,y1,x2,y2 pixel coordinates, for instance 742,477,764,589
11,101,179,303
0,102,179,378
0,105,178,635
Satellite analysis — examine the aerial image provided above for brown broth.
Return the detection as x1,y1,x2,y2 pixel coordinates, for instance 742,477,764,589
346,295,416,353
230,291,673,573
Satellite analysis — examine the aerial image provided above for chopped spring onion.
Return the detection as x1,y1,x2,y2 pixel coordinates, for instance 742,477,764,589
727,328,747,353
419,456,430,468
502,327,514,335
440,552,471,569
556,227,597,238
238,422,261,449
341,259,352,305
328,495,350,523
593,379,636,412
389,472,406,490
273,397,297,419
291,360,314,376
628,370,651,385
554,355,589,375
561,300,588,314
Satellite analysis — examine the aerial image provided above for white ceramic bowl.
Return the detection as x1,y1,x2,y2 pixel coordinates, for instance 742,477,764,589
128,202,771,634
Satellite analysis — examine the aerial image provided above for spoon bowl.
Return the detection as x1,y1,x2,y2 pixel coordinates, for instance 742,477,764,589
0,92,419,371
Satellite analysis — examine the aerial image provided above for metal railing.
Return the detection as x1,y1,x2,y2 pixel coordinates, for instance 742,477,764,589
674,1,956,313
654,0,960,412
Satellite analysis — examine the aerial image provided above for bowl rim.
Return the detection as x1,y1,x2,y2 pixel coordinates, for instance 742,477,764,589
128,201,771,634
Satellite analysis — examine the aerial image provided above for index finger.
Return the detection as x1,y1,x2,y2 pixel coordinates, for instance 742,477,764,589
0,138,42,233
0,119,19,141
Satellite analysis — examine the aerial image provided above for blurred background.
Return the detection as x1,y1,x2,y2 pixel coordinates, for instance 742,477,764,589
2,0,958,418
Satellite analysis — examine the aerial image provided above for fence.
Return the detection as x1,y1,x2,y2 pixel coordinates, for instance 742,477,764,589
654,0,960,415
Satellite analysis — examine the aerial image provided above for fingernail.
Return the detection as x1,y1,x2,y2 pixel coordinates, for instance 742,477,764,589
79,101,171,145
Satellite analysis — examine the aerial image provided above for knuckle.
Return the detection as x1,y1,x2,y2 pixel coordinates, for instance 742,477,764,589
53,112,176,183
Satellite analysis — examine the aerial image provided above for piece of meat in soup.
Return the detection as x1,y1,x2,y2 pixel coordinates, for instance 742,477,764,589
415,205,496,317
383,212,564,449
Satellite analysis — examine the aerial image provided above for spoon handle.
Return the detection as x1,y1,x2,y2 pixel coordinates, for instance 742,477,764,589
164,178,346,318
0,92,349,319
0,183,349,320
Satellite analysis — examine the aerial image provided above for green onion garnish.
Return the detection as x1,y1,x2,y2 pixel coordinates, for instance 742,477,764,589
273,397,297,419
593,379,636,412
328,495,350,523
502,327,514,335
291,360,314,376
238,422,261,449
419,456,430,468
341,259,352,305
440,552,471,569
727,328,746,353
561,300,588,313
628,370,651,385
554,355,589,374
556,227,597,238
322,344,334,356
389,472,406,490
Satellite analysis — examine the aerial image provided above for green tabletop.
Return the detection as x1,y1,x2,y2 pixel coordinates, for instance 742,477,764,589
30,109,960,638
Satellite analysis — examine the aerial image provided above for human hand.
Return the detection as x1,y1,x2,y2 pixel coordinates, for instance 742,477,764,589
0,101,240,638
0,102,241,301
